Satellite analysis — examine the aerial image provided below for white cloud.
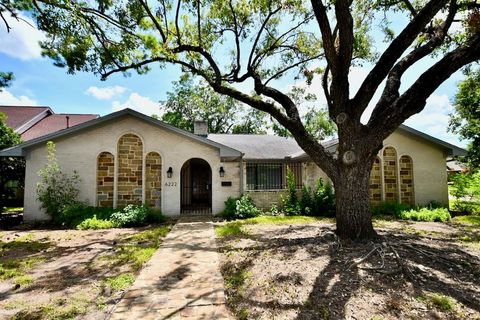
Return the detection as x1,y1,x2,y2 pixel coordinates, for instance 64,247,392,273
86,86,127,100
112,93,161,117
0,13,46,60
405,94,465,146
0,89,37,105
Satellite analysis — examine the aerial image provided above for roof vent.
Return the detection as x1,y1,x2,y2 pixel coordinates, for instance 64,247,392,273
194,120,208,137
66,116,70,128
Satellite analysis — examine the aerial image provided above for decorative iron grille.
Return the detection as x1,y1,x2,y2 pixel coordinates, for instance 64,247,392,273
246,162,302,190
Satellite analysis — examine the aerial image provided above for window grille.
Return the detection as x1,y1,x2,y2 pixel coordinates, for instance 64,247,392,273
246,162,302,190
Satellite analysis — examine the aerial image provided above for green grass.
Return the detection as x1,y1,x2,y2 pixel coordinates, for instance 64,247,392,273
104,226,170,271
0,257,45,281
76,215,118,230
452,215,480,227
103,273,135,292
224,269,252,290
11,293,90,320
13,275,34,287
419,293,456,311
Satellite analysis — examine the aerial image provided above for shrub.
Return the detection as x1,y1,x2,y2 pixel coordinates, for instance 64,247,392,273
220,195,260,220
145,208,166,224
36,142,81,221
450,171,480,214
76,215,117,230
58,203,116,228
235,195,261,219
220,196,239,220
371,202,412,218
399,207,451,222
310,178,335,217
282,169,300,216
110,204,149,227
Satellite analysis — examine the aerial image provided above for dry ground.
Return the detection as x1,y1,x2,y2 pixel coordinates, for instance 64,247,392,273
0,224,171,320
216,217,480,320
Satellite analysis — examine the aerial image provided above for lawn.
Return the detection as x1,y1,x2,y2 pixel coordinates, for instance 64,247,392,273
216,216,480,319
0,224,171,319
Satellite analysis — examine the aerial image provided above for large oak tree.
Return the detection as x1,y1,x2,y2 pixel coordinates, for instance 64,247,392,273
9,0,480,240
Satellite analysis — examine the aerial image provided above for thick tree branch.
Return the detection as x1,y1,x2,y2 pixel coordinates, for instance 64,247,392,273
311,0,338,74
368,33,480,140
351,0,450,116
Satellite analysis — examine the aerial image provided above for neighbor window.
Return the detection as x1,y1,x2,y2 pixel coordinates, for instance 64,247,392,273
246,162,302,190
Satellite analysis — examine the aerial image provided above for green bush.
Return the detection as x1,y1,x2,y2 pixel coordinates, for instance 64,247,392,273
36,142,81,221
145,208,166,224
371,202,412,218
58,203,116,228
76,215,117,230
281,169,300,216
235,195,261,219
399,207,451,222
220,195,260,220
450,171,480,214
311,179,335,217
110,204,149,227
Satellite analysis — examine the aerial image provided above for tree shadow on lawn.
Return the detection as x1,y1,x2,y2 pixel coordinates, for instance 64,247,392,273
218,223,480,319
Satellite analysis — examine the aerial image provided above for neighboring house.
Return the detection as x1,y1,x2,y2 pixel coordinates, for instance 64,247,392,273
0,106,98,141
0,106,98,208
446,159,469,180
0,108,466,220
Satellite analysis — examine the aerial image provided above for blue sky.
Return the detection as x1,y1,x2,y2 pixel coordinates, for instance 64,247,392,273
0,12,469,147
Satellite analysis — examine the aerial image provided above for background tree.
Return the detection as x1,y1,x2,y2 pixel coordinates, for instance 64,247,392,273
0,113,24,212
14,0,480,240
449,68,480,169
162,77,268,133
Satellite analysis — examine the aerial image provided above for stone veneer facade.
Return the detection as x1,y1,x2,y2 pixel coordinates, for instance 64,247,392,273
383,147,398,202
369,157,382,206
399,155,414,205
145,152,162,207
96,152,115,207
117,134,143,207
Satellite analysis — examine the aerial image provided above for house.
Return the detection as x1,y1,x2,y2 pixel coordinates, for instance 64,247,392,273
0,106,98,141
0,108,466,220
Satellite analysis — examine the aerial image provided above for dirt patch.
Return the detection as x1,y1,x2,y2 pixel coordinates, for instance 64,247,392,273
0,224,171,319
217,220,480,320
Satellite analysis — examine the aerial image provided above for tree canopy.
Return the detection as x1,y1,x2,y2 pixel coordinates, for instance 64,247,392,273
161,77,268,134
450,69,480,169
6,0,480,240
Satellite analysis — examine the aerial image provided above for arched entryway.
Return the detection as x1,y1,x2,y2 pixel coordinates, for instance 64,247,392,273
180,158,212,214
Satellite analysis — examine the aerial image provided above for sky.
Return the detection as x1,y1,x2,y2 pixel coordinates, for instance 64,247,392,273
0,11,469,148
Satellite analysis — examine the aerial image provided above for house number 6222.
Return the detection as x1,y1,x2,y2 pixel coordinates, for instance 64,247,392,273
165,182,177,187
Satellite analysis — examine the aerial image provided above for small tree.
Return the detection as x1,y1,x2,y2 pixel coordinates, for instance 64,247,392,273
450,171,480,214
37,142,81,221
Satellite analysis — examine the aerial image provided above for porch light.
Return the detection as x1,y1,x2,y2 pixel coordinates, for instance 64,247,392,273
167,167,173,178
219,166,225,177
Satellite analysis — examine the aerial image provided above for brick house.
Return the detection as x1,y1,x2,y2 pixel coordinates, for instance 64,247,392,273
0,108,466,220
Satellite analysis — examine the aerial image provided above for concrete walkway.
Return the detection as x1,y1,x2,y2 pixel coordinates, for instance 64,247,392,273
109,217,231,319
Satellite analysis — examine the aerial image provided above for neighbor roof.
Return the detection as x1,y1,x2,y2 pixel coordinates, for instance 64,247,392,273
0,108,242,158
0,106,52,133
21,114,99,141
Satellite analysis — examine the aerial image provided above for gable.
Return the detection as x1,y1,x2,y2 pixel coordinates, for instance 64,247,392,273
0,109,242,158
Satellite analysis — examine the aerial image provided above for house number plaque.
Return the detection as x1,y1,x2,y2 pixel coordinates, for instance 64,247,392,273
164,182,177,187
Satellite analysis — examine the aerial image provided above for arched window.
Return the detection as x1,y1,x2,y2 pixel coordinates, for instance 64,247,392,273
97,152,114,207
145,152,162,208
399,155,414,205
383,147,398,203
117,134,143,207
369,157,382,206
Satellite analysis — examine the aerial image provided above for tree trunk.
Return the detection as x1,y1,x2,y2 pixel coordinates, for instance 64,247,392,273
334,162,377,240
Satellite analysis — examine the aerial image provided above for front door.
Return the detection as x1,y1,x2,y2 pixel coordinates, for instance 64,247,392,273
180,158,212,214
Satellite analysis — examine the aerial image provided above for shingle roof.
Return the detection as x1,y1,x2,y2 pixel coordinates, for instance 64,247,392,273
207,134,304,160
0,108,242,158
0,105,51,131
21,114,98,141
